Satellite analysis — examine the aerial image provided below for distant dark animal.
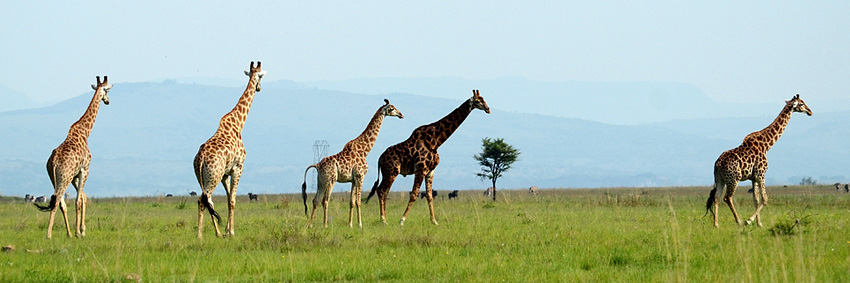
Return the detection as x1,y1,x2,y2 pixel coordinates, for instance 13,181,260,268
35,196,47,203
836,183,842,190
24,194,35,203
189,191,197,196
419,190,438,198
248,193,258,202
448,190,459,199
529,186,539,195
845,184,849,192
165,194,173,197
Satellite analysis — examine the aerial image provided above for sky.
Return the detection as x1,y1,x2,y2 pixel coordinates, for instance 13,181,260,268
1,1,848,104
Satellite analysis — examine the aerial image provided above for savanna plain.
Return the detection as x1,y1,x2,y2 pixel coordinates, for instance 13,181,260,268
1,186,848,282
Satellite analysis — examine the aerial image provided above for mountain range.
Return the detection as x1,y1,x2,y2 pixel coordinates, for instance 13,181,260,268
0,79,846,197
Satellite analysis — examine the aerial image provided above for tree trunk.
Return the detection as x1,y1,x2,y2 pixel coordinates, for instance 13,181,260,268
491,179,497,201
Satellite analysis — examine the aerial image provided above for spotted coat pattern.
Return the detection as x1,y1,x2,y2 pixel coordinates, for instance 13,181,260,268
708,94,812,227
367,90,490,225
193,61,265,238
36,76,111,239
301,100,403,228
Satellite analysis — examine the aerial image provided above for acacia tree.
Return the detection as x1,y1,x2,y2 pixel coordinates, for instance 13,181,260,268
474,137,520,201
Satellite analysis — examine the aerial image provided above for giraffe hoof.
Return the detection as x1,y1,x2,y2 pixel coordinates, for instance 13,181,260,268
744,220,753,226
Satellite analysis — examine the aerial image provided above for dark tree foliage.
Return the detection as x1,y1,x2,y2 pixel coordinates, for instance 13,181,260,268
474,137,520,201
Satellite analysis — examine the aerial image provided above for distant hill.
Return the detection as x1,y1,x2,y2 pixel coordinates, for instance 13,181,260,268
0,84,46,112
0,82,846,197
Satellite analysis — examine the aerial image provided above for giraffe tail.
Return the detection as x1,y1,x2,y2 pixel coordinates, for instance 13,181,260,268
365,167,381,204
34,195,57,212
301,164,317,216
201,193,222,224
704,184,718,217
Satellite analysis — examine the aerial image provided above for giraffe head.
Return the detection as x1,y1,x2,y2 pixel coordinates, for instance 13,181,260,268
381,99,404,119
89,76,111,105
785,94,812,116
469,89,490,114
243,61,267,92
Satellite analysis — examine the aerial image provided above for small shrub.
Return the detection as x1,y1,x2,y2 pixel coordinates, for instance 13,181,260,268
175,198,189,210
483,203,495,209
769,219,801,236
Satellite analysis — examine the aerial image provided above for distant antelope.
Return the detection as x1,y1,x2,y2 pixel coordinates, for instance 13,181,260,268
529,186,539,195
484,187,495,196
836,183,842,191
24,194,35,203
35,196,47,203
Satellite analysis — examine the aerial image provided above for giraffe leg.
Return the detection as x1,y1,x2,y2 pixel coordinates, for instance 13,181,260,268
72,169,89,237
226,166,242,237
208,196,223,237
400,173,424,226
47,201,58,239
78,191,87,237
58,197,73,238
747,178,766,227
723,182,742,225
197,197,205,239
425,171,438,225
355,172,364,229
349,181,356,228
377,174,397,224
709,182,722,227
322,184,333,228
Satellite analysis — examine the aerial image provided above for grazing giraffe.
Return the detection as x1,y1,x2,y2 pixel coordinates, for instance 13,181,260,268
301,99,404,228
34,76,111,239
706,94,812,227
193,61,265,238
366,90,490,225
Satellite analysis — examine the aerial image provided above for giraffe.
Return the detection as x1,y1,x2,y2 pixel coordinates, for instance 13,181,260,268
35,76,111,239
193,61,265,238
706,94,812,227
366,90,490,225
300,99,404,228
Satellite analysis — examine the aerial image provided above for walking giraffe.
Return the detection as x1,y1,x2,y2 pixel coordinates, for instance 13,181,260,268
193,61,265,238
706,94,812,227
35,76,111,239
366,90,490,225
300,99,404,228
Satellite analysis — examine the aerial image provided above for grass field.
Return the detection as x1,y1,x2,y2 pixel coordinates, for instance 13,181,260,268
1,186,849,282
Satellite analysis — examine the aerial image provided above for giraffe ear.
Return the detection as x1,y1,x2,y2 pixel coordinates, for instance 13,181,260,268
258,71,267,78
244,70,251,76
91,84,98,90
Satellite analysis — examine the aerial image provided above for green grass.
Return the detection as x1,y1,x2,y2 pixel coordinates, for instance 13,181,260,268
1,186,849,282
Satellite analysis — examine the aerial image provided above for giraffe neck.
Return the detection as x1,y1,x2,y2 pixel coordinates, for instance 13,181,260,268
747,102,793,152
68,89,104,141
219,75,260,136
351,107,387,154
430,99,474,149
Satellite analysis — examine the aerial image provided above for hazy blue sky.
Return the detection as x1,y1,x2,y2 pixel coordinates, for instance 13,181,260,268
1,1,848,103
